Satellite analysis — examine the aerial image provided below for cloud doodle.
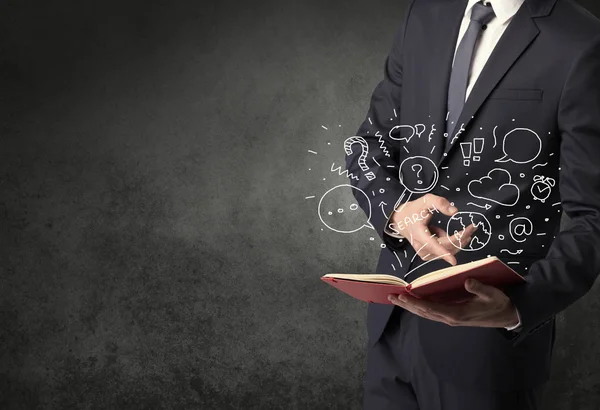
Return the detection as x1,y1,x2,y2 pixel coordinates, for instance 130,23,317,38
467,168,520,207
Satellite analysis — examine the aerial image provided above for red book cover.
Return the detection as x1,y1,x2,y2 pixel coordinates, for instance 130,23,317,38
321,257,525,305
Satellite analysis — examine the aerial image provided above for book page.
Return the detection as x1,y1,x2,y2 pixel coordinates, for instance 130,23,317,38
410,256,498,287
322,273,408,286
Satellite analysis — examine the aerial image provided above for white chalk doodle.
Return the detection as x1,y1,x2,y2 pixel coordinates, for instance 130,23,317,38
331,162,359,181
472,138,484,162
344,136,369,172
500,249,524,255
450,123,466,145
399,156,439,194
364,172,376,181
388,204,440,234
415,124,426,139
403,252,452,279
428,124,437,143
392,250,403,268
411,164,424,185
492,126,498,148
318,184,374,233
495,128,542,164
375,131,391,158
467,202,492,210
531,175,555,203
446,211,492,252
389,125,416,143
379,201,389,219
509,217,534,243
460,142,472,166
468,168,520,207
388,157,440,233
344,136,377,181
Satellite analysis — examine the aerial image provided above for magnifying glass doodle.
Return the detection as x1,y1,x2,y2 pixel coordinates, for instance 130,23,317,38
394,156,440,213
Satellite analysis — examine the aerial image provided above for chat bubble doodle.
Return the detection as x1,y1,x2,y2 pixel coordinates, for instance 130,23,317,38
399,156,439,194
388,125,416,143
446,212,492,251
495,128,542,164
467,168,520,207
318,184,374,233
414,124,426,139
509,217,533,243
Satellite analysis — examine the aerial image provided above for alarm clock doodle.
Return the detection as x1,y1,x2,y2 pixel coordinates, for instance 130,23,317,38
531,175,555,203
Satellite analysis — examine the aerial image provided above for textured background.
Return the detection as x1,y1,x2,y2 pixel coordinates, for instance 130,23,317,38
2,0,600,409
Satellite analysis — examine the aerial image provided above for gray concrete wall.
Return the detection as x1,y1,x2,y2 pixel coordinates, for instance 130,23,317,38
1,0,600,408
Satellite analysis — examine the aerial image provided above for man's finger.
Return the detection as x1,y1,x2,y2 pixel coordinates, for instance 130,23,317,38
441,224,479,250
412,228,457,265
462,223,479,238
422,193,458,217
428,225,448,239
464,278,497,302
437,236,467,255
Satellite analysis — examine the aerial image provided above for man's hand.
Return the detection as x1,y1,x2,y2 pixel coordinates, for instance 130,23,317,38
387,278,520,328
388,193,477,265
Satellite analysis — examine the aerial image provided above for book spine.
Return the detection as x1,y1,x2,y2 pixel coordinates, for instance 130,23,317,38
405,284,423,299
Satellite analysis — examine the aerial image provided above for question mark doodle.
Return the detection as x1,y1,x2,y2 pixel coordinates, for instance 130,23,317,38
344,136,376,181
411,164,423,184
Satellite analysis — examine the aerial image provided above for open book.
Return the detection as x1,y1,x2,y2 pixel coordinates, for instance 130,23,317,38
321,256,526,304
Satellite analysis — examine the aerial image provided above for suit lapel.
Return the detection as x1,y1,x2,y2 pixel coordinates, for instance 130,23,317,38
427,0,467,165
436,3,540,168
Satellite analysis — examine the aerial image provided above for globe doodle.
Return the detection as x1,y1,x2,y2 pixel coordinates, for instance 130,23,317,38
446,211,492,252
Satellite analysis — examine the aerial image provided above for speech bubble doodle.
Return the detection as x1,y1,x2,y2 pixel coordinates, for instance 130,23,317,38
318,184,374,233
414,124,426,139
509,217,534,243
388,125,416,143
495,128,542,164
446,211,492,251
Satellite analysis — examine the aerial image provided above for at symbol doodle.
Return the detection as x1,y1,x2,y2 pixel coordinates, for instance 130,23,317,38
509,217,534,243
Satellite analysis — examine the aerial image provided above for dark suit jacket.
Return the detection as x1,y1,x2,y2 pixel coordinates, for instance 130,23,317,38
346,0,600,390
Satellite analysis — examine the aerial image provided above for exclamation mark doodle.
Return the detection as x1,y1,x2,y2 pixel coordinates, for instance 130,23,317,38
472,138,484,162
460,142,472,167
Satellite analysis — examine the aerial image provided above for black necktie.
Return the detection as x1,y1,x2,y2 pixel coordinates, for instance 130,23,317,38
445,1,496,148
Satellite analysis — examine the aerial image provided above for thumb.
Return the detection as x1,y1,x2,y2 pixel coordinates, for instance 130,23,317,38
464,278,495,301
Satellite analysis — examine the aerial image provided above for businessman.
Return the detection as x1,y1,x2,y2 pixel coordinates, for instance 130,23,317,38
345,0,600,408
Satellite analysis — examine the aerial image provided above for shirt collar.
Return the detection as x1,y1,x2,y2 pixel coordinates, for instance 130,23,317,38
464,0,525,25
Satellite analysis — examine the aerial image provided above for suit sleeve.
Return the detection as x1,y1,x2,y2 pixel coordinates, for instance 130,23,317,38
499,34,600,346
345,0,415,252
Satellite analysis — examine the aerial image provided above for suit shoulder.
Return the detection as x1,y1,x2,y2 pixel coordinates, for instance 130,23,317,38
547,0,600,43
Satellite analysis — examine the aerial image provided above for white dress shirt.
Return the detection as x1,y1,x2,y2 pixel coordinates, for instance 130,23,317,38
385,0,525,331
458,0,525,100
459,0,525,332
